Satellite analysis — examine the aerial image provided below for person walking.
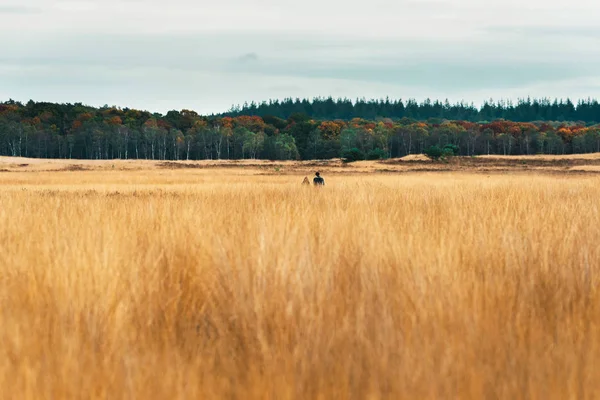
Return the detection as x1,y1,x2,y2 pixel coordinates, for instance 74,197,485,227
313,172,325,186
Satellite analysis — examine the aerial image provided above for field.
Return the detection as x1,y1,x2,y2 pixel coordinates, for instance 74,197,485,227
1,155,600,399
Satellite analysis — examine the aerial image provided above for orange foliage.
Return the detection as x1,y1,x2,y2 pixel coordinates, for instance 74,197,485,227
350,118,367,128
143,118,158,129
509,126,522,137
318,121,344,139
220,117,234,129
454,121,477,130
0,104,19,115
31,117,42,126
106,116,123,126
77,113,94,122
101,107,124,117
483,121,512,134
193,120,208,130
558,128,575,142
157,120,171,130
520,123,538,132
234,116,266,131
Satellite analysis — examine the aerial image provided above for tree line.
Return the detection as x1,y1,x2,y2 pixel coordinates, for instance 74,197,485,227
1,99,600,161
226,97,600,124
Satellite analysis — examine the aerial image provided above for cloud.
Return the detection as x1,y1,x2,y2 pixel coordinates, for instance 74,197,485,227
486,25,600,38
237,53,259,63
0,5,40,14
1,0,600,113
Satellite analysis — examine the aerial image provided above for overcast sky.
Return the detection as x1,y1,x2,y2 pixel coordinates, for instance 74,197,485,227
1,0,599,114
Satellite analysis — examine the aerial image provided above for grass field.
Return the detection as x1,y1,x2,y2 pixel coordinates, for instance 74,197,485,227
1,156,600,399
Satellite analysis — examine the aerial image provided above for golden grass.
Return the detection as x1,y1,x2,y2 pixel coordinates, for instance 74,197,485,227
570,166,600,172
1,164,600,399
477,153,600,160
4,153,600,176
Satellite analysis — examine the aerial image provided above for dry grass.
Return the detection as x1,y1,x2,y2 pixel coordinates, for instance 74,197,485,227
570,166,600,172
5,153,600,177
1,161,600,399
399,154,432,162
4,153,600,176
478,153,600,160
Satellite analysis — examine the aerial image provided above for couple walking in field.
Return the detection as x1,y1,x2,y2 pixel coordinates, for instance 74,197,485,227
303,172,325,186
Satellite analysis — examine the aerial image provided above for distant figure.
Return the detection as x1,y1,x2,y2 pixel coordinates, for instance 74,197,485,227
302,177,310,185
313,172,325,186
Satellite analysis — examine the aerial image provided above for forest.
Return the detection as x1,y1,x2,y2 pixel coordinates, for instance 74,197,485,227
1,98,600,161
226,97,600,123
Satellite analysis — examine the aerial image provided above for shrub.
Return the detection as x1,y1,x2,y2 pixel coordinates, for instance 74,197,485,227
425,144,459,161
342,148,365,163
367,148,386,160
424,146,443,160
441,148,455,160
443,144,459,156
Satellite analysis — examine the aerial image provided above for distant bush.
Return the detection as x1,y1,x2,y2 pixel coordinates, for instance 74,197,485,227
424,146,443,160
443,144,459,156
342,148,365,163
367,148,386,160
425,144,459,161
441,148,455,160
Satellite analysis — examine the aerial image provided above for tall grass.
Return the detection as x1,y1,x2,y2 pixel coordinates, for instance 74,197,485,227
1,172,600,399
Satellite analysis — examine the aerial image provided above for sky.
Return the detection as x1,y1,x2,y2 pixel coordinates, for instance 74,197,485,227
1,0,599,114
